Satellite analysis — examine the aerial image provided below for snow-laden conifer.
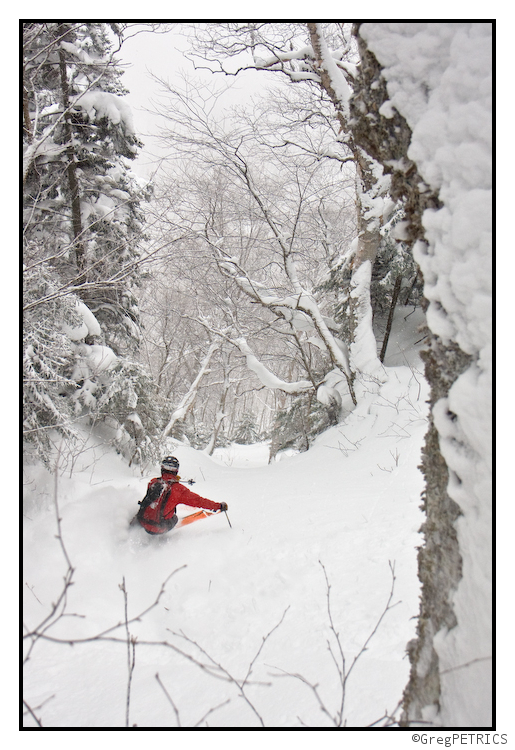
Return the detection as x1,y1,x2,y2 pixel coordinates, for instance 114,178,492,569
23,23,157,465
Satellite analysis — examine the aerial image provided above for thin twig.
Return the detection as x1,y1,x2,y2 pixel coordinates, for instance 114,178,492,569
156,673,181,727
344,560,400,687
23,700,43,727
439,655,492,676
24,566,187,646
25,582,43,605
270,665,335,724
319,560,347,724
269,561,400,727
194,698,231,727
366,698,403,727
169,630,267,727
242,606,290,687
120,578,136,728
168,608,289,728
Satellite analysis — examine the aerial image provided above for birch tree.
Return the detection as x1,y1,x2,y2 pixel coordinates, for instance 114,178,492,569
162,342,219,439
186,23,396,392
151,78,357,412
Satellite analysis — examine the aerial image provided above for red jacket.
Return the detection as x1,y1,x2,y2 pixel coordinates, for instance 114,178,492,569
138,471,221,534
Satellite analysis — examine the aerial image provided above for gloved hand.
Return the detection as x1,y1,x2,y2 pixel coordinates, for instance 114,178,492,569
219,502,228,512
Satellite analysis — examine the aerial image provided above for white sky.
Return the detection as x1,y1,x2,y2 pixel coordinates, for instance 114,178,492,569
118,26,191,177
118,25,266,180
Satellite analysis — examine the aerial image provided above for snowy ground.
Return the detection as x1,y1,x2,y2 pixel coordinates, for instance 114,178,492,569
23,310,430,730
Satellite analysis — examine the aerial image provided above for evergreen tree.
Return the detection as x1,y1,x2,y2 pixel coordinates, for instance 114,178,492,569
317,206,423,350
23,264,80,463
269,392,338,460
23,22,150,357
232,411,260,445
371,208,423,319
23,23,156,465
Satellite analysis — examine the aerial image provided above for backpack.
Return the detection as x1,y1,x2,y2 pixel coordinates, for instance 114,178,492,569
137,477,178,532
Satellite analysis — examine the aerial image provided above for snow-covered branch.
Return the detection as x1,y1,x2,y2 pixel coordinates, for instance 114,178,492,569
185,311,313,396
23,67,115,184
162,342,219,438
215,249,351,380
233,337,312,394
307,24,352,120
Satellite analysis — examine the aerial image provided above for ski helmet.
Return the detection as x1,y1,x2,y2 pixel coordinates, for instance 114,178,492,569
161,456,179,473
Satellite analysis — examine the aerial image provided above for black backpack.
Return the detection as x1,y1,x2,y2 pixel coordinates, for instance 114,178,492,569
137,478,177,531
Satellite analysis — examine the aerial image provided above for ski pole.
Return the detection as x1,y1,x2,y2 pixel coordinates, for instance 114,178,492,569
224,510,232,528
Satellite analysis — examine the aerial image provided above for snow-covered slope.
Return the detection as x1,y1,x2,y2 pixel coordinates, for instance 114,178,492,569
23,320,429,728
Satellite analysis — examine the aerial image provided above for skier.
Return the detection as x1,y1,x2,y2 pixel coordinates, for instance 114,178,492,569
136,456,228,535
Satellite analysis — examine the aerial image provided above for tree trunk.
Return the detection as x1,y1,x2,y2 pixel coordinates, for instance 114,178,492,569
307,23,384,383
205,365,230,455
23,79,32,143
379,274,402,363
350,24,490,726
57,29,85,276
162,342,218,439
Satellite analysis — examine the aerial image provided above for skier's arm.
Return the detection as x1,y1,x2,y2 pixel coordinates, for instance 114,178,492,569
172,483,224,513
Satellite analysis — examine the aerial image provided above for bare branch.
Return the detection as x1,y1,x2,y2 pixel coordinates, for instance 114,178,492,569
155,673,181,727
268,561,400,727
119,578,137,728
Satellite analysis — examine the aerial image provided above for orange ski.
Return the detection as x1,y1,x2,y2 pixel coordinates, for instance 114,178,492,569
176,510,218,528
